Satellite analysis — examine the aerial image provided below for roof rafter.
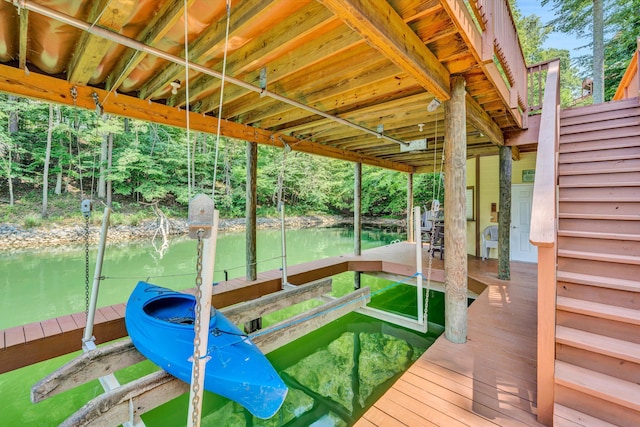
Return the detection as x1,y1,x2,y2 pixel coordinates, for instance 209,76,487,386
106,0,200,92
67,0,136,85
18,9,28,70
317,0,451,101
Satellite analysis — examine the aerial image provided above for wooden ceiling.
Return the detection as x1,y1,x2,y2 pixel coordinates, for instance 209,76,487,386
0,0,528,173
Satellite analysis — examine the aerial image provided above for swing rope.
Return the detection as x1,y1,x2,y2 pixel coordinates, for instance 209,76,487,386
211,0,232,205
423,107,444,326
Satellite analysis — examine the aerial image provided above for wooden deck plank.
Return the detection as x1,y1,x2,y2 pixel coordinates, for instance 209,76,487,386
0,329,5,349
56,315,77,333
98,305,120,322
41,318,63,337
111,303,126,318
359,406,407,427
5,326,25,347
382,387,468,427
357,255,544,426
23,322,44,341
373,393,440,427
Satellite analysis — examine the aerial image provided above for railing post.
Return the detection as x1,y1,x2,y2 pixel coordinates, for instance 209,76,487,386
529,59,560,426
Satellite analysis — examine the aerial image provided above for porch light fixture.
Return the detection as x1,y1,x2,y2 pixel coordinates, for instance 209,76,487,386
170,80,181,95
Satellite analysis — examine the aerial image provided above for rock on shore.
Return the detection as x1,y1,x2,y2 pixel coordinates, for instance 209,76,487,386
0,216,404,250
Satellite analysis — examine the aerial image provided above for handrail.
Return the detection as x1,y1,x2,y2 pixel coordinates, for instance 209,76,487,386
613,36,640,101
529,58,560,427
526,59,559,113
530,59,560,246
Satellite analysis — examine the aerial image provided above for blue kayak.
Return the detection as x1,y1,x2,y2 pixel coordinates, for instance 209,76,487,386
125,281,287,419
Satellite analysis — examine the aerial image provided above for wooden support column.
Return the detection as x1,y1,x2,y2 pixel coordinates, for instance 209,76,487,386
354,162,362,289
407,173,414,243
443,76,468,344
246,142,257,281
498,146,512,280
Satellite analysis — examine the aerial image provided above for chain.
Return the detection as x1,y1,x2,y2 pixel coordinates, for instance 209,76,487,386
191,229,205,426
84,212,91,316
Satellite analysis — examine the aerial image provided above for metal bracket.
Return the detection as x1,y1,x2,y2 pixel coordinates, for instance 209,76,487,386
187,194,215,239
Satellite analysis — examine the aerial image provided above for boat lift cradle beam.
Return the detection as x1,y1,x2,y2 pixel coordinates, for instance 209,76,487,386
32,279,372,426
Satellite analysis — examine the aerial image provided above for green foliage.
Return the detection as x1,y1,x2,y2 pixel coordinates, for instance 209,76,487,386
23,214,42,228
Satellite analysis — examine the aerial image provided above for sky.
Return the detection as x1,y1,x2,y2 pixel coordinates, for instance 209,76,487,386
515,0,591,60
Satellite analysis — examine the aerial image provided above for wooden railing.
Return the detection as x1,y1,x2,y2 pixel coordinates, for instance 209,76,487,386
529,58,560,427
472,1,528,112
613,36,640,101
526,59,558,113
443,0,528,127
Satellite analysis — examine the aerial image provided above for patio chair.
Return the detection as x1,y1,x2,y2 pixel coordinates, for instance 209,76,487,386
481,225,498,260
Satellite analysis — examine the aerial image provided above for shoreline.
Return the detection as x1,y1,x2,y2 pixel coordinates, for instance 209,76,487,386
0,215,406,250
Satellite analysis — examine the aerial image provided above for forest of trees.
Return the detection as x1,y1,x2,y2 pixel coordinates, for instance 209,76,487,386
0,1,637,225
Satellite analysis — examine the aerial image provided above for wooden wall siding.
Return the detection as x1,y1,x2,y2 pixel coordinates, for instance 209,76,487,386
552,97,640,426
356,259,544,427
0,0,527,172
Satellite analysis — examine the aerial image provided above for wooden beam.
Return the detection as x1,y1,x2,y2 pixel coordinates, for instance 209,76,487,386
18,10,28,70
498,145,511,280
31,339,146,403
106,0,200,91
246,142,257,281
139,0,281,100
225,279,333,325
443,75,467,344
0,63,412,172
318,0,450,101
67,0,135,85
511,145,520,161
251,287,371,353
465,94,504,145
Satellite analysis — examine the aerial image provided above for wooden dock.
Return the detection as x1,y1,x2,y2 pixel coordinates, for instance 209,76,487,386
1,242,543,427
1,242,444,373
355,257,543,427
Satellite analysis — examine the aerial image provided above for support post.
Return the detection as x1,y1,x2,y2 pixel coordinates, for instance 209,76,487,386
498,145,512,280
186,196,219,427
407,173,414,243
246,142,257,281
414,206,424,325
83,207,111,344
443,76,468,344
354,162,362,289
279,203,288,288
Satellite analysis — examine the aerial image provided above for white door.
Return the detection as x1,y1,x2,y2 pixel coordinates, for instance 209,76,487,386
511,184,538,262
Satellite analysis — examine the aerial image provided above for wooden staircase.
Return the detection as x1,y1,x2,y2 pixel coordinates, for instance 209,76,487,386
554,97,640,426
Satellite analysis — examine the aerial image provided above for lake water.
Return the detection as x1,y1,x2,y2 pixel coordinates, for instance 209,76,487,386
0,225,444,426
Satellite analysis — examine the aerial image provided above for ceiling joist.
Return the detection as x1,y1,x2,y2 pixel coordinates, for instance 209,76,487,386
318,0,451,101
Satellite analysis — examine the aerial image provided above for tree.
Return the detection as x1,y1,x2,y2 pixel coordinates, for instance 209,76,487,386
42,104,53,218
603,0,640,100
511,2,584,106
542,0,607,103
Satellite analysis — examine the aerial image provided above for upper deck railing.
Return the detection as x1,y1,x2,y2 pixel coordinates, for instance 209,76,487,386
449,0,529,127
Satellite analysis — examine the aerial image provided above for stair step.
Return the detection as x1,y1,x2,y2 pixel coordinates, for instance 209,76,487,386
559,147,640,164
559,158,640,175
560,135,640,153
558,249,640,265
561,116,640,136
560,98,640,119
558,179,640,188
556,296,640,325
559,186,640,203
555,360,640,412
556,326,640,364
554,403,621,427
559,213,640,221
561,105,640,128
557,230,640,241
557,270,640,292
559,126,640,145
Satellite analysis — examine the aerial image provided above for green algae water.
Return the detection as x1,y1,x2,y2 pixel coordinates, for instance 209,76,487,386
0,226,444,426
